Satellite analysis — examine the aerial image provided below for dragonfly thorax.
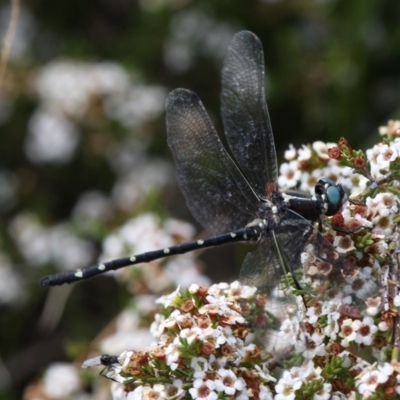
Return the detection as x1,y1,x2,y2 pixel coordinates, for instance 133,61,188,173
278,178,346,223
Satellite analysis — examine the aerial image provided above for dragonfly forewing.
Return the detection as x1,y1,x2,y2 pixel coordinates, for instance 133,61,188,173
166,88,260,233
221,31,278,199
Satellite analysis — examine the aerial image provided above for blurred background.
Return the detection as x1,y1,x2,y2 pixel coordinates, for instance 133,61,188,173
1,0,400,399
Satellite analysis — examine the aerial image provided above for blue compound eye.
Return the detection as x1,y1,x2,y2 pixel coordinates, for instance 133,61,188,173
315,178,347,216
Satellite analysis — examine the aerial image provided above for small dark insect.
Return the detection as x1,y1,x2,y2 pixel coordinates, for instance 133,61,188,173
82,354,119,379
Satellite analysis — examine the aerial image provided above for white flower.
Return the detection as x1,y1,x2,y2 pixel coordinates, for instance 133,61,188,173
9,213,94,271
165,343,180,367
254,364,276,382
313,141,337,160
284,144,297,160
333,234,356,253
314,383,332,400
170,380,185,399
339,319,359,347
305,306,319,324
353,213,373,229
222,280,257,299
297,145,312,161
215,369,245,395
26,108,79,164
302,332,326,359
106,85,167,128
0,260,22,304
191,357,210,379
343,267,379,301
378,321,389,331
189,379,218,400
299,169,324,192
43,363,80,398
278,160,302,188
378,363,394,378
356,364,392,398
354,316,378,345
259,384,274,400
323,310,340,339
127,384,167,400
375,143,398,166
379,120,400,136
275,370,302,400
189,283,200,293
278,318,300,346
365,296,382,316
178,327,198,344
34,61,130,118
156,287,181,308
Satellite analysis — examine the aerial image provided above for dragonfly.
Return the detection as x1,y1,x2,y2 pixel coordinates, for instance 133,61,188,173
40,32,347,305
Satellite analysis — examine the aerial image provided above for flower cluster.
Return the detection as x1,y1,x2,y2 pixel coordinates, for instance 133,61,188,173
99,213,211,292
274,119,400,398
105,282,277,400
80,121,400,399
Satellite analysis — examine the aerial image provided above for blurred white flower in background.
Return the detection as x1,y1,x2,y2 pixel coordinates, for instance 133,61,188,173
49,224,95,271
9,213,56,267
34,61,130,118
29,60,168,164
105,85,167,128
43,363,80,399
107,138,148,173
112,159,173,211
25,108,79,164
99,213,210,291
163,38,193,73
9,213,94,272
165,256,211,288
101,213,193,260
72,190,113,224
278,160,301,189
100,308,155,355
0,254,23,304
164,10,236,73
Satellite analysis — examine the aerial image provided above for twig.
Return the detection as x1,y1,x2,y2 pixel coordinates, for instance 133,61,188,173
0,0,20,94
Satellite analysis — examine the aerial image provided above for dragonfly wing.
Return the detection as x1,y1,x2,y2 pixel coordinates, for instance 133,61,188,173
221,31,278,198
297,226,382,306
166,88,260,233
240,236,287,291
240,214,314,291
82,356,103,368
239,236,301,355
275,209,383,320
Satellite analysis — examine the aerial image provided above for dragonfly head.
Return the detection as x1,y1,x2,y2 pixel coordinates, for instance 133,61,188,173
315,178,347,216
